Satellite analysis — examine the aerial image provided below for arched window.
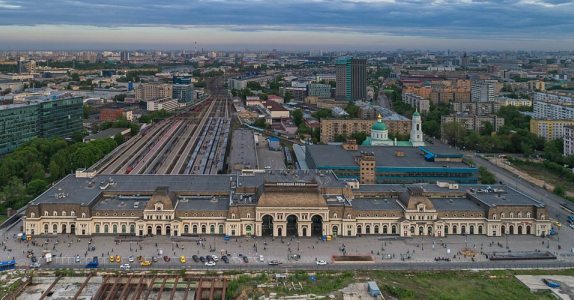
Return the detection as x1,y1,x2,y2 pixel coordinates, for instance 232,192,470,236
30,212,35,218
201,225,206,233
365,225,371,234
517,212,522,218
541,214,545,220
53,211,57,216
383,225,388,234
478,225,483,234
509,212,513,218
122,224,126,233
52,224,58,233
62,211,66,217
357,225,362,234
246,213,250,219
70,211,75,217
130,224,135,233
391,225,397,234
410,226,415,234
219,224,224,234
374,225,379,234
347,214,352,219
193,225,198,233
104,224,109,233
44,211,48,216
95,224,100,233
210,225,215,234
492,214,497,220
333,213,337,218
184,225,189,233
500,213,505,219
231,213,236,219
526,212,531,218
44,224,48,233
112,224,118,233
82,212,86,218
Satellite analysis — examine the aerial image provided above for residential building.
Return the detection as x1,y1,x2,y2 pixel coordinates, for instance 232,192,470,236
440,114,504,140
146,97,179,112
534,100,574,120
530,119,574,141
430,90,471,105
496,97,532,107
172,84,195,105
120,50,130,61
320,117,411,143
564,125,574,156
228,78,247,90
100,108,124,121
402,93,430,114
307,83,332,99
534,91,574,104
403,86,432,99
23,169,550,238
528,80,545,92
335,57,366,101
135,84,173,102
0,97,83,155
471,81,496,102
450,102,500,115
266,95,284,104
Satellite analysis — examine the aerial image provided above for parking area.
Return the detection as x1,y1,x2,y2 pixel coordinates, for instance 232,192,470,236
256,141,285,170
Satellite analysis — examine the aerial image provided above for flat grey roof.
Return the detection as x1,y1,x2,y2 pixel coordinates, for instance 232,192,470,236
352,198,403,211
175,197,230,211
93,197,150,211
229,129,257,173
307,145,469,169
85,128,129,140
430,198,485,211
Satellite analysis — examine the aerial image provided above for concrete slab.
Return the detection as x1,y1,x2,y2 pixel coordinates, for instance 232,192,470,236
516,275,574,300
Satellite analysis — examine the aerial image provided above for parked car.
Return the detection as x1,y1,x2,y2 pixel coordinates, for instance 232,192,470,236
316,260,327,265
199,256,206,263
30,263,41,269
141,261,151,266
192,255,199,262
109,255,115,262
268,260,280,266
180,256,186,263
542,278,560,288
129,256,134,263
206,255,213,262
152,256,158,262
205,261,216,267
259,255,265,262
553,221,562,227
221,256,229,263
115,255,121,263
243,256,249,263
211,255,219,262
569,224,574,229
120,264,131,270
75,255,80,263
31,256,37,262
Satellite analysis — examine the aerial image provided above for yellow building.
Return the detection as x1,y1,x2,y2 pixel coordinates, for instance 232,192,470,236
320,117,411,143
530,119,574,141
496,98,532,107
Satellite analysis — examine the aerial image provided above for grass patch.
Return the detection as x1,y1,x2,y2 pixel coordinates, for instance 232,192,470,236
509,161,574,195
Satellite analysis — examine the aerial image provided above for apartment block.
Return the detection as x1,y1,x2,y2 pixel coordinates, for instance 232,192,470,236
135,84,173,102
441,114,504,140
430,90,471,105
146,97,179,112
564,125,574,156
403,86,432,98
530,119,574,141
496,97,532,107
307,83,332,99
534,100,574,120
172,84,195,105
471,81,496,102
402,93,430,113
534,91,574,104
450,102,500,115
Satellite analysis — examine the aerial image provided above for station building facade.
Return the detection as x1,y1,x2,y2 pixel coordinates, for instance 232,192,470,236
23,169,550,239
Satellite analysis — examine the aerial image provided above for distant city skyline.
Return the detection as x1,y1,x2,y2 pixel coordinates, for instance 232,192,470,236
1,0,573,51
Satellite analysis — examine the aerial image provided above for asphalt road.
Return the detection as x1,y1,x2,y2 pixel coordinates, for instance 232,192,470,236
468,153,573,229
36,260,574,272
377,92,391,110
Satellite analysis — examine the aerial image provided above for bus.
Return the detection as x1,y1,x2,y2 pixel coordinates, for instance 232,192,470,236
0,261,15,271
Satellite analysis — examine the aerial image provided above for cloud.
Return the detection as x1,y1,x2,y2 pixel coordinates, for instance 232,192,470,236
0,0,573,44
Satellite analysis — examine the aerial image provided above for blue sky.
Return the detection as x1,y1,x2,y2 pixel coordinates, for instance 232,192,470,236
0,0,573,51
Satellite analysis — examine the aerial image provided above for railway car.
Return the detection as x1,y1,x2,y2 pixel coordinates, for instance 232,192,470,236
0,261,15,271
126,167,134,174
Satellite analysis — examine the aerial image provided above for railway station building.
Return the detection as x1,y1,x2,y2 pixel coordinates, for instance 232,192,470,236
24,169,550,239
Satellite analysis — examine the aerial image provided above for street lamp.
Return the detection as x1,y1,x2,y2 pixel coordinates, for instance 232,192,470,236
421,229,424,251
547,236,550,249
297,239,300,251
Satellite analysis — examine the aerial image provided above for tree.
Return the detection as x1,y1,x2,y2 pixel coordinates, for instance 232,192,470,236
291,110,303,127
334,135,346,142
478,166,496,184
312,109,332,120
284,91,294,102
345,101,360,118
71,73,81,81
442,122,468,147
192,69,201,77
350,132,368,145
114,133,125,145
114,94,127,102
26,179,48,195
253,118,268,129
72,131,85,143
83,105,92,119
480,121,494,136
553,186,566,197
313,127,321,141
139,115,152,123
3,88,11,94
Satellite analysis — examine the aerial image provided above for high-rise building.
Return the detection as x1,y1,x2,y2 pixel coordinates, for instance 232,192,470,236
471,81,496,102
307,83,331,99
0,97,83,155
120,51,130,61
135,84,173,102
17,58,36,74
335,57,366,101
172,84,195,105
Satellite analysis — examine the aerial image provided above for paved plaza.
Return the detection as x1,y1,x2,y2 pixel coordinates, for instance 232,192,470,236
3,220,574,268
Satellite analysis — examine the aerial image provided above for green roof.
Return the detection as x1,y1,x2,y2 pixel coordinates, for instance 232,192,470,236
372,122,387,131
413,111,420,116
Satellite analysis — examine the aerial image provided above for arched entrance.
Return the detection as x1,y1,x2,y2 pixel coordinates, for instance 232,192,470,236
166,225,171,236
311,215,323,236
509,225,514,234
527,225,531,235
156,225,162,235
262,215,274,236
501,225,506,234
147,226,152,235
418,226,423,235
286,215,298,236
470,225,474,234
302,227,307,236
277,227,283,236
427,226,432,236
518,225,523,234
62,224,67,234
332,226,338,236
70,224,75,234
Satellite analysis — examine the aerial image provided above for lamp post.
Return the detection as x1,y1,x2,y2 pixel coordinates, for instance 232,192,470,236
421,230,424,251
547,236,550,249
297,239,300,251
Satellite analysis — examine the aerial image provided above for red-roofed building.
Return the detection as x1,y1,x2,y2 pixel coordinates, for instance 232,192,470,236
267,95,284,104
100,108,124,121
